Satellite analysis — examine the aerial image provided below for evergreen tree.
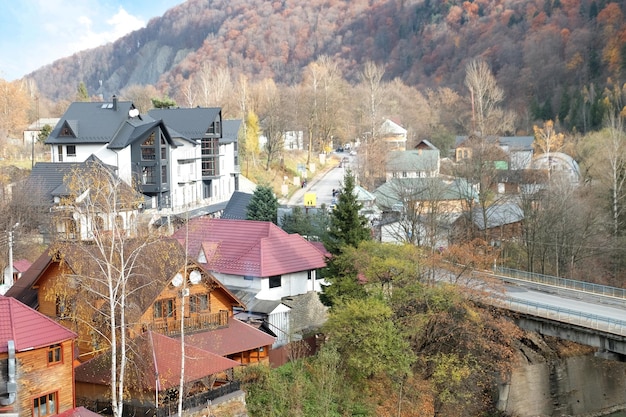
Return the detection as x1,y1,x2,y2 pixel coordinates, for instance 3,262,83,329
77,81,89,101
247,185,279,223
323,169,371,255
281,206,331,241
151,95,177,109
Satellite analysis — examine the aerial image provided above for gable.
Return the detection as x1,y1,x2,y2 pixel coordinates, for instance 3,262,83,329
0,296,76,353
173,218,327,277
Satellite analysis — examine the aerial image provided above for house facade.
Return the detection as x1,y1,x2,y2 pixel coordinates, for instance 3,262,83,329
45,97,241,217
5,238,274,412
385,149,440,181
0,296,77,417
380,119,407,151
172,218,328,347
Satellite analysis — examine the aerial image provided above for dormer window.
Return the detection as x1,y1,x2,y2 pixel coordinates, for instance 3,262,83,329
61,127,71,136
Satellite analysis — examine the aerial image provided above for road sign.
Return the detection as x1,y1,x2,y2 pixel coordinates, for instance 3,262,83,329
304,192,316,207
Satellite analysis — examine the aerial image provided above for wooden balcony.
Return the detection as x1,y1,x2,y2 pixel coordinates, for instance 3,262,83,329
146,310,229,336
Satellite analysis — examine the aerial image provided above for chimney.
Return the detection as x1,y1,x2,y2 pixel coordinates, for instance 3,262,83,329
112,95,118,111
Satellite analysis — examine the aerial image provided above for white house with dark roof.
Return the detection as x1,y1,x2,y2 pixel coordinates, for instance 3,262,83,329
45,96,242,217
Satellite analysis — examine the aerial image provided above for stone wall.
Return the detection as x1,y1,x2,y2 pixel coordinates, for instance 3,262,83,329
499,354,626,416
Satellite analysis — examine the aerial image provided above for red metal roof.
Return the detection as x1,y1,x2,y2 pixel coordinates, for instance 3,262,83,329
57,407,103,417
184,316,275,356
12,259,32,273
172,218,327,277
0,296,76,353
75,331,240,391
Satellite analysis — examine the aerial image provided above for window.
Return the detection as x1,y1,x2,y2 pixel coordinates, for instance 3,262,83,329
142,166,155,184
142,133,156,160
189,294,209,313
58,145,63,162
161,165,167,183
33,392,57,416
61,126,71,136
160,136,167,159
153,299,176,319
269,275,282,288
47,344,62,364
67,145,76,157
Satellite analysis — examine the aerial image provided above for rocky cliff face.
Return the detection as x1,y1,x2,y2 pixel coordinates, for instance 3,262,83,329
499,333,626,416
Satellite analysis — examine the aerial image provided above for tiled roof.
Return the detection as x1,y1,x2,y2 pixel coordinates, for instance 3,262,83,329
148,107,221,139
172,218,327,277
184,317,275,356
0,296,76,353
75,331,240,391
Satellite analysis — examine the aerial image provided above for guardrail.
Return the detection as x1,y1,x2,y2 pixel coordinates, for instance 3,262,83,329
489,295,626,337
493,267,626,300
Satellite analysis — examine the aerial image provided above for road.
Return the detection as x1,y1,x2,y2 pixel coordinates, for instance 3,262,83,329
283,152,355,207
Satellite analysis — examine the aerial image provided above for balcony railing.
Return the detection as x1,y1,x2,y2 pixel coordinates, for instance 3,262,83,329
146,310,229,336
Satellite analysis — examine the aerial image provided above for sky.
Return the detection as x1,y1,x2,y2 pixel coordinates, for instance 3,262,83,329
0,0,186,81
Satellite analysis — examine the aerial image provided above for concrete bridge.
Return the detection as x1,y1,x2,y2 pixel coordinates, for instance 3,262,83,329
484,268,626,360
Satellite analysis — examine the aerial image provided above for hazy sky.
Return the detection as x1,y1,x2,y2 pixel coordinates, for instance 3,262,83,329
0,0,186,81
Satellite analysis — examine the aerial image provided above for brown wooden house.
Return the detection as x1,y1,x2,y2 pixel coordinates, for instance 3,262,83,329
5,237,275,411
0,295,77,416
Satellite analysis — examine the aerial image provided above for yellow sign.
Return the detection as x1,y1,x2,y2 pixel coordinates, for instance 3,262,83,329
304,192,316,207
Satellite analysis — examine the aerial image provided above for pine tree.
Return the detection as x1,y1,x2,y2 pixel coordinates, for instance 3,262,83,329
324,169,371,255
247,185,279,223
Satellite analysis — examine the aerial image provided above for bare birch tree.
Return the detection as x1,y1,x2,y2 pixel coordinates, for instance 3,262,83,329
51,162,170,417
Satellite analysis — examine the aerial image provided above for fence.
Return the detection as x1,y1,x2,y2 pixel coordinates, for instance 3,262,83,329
493,267,626,299
89,381,241,417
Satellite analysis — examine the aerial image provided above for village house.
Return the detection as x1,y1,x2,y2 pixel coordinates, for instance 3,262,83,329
5,237,274,413
172,218,328,347
44,97,241,219
0,295,77,416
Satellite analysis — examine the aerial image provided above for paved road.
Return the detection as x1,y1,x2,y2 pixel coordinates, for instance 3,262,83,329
282,153,355,207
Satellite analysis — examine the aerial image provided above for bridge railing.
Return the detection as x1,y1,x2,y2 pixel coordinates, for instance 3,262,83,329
490,295,626,337
493,267,626,300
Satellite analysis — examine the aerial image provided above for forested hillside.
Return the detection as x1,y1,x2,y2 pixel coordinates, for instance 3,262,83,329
25,0,623,133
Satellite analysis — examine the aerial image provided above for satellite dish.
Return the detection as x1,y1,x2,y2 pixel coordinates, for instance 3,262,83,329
172,273,183,287
189,270,202,285
129,108,139,118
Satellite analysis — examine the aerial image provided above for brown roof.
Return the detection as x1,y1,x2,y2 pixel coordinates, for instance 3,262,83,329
172,218,327,277
75,331,240,391
0,295,76,353
5,249,53,308
184,317,275,356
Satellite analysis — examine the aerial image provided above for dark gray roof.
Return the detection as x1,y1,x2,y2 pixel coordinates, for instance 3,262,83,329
221,191,253,220
46,99,137,145
148,107,221,139
26,156,125,203
221,119,242,144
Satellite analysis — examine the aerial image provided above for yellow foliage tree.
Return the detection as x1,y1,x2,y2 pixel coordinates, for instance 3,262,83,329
533,119,564,155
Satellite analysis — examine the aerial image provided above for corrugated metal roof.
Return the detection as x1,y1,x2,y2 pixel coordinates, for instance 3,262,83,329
57,406,103,417
184,317,275,356
221,119,242,144
172,218,327,277
386,149,440,172
75,331,240,390
0,296,76,353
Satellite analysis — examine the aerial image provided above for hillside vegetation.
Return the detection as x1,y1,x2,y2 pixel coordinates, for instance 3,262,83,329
24,0,624,135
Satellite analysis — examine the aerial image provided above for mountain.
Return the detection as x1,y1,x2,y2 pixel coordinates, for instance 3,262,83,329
26,0,621,127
